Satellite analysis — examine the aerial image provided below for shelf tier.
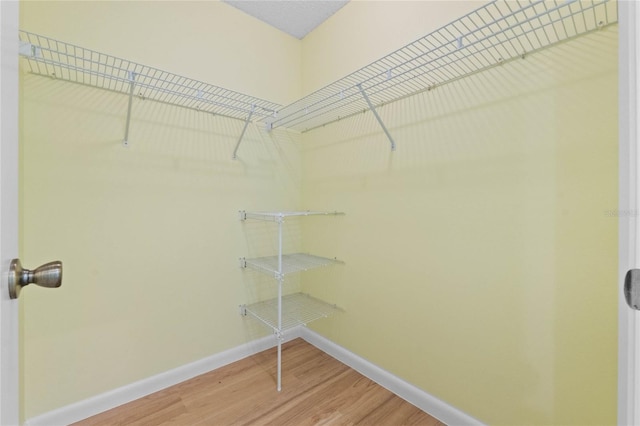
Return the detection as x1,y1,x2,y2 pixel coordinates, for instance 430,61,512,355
242,253,343,277
266,0,617,133
239,210,345,222
242,292,341,333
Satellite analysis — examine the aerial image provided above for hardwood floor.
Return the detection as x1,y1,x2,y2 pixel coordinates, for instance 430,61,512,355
74,338,445,426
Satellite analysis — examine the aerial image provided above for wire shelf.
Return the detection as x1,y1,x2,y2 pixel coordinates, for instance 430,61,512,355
18,0,616,137
242,253,343,277
242,292,341,333
266,0,617,133
18,31,281,122
239,210,345,222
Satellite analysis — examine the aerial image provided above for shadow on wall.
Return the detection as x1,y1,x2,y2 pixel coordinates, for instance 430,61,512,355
20,72,302,187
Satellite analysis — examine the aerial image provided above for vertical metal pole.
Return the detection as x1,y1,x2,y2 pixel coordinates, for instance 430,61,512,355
277,215,283,391
357,83,396,151
277,287,282,391
123,71,136,147
232,104,255,160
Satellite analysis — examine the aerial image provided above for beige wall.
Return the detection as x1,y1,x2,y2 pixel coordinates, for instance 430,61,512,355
300,4,619,425
301,1,479,94
19,1,302,420
19,0,619,424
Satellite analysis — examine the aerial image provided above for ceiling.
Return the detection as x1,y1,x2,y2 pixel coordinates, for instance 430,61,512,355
223,0,350,40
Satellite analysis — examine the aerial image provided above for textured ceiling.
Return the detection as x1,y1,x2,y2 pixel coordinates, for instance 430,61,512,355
223,0,349,40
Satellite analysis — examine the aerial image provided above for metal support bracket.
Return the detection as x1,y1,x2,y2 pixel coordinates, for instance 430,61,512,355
18,41,41,58
239,305,247,316
239,257,247,268
232,104,255,160
238,210,247,221
357,83,396,151
122,71,136,147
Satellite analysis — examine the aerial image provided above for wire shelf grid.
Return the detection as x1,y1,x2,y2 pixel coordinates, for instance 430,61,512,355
18,0,616,135
267,0,617,132
243,253,343,277
240,210,345,222
18,31,281,122
242,292,341,333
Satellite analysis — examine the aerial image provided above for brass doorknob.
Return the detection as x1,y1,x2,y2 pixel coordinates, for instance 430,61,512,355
8,259,62,299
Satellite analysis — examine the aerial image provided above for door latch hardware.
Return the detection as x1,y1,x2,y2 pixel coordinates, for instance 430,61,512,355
624,269,640,310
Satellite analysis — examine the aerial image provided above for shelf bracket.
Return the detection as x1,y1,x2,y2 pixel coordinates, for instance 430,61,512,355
18,41,41,58
357,83,396,151
232,104,255,160
122,71,136,147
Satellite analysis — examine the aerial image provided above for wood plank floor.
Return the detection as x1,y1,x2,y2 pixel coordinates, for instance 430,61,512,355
74,338,445,426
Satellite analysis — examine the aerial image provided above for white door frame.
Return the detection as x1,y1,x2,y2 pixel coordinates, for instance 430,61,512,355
0,0,20,424
0,0,20,426
619,1,640,424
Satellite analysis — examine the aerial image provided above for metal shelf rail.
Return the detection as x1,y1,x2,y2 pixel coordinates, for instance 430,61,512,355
265,0,617,149
18,30,281,156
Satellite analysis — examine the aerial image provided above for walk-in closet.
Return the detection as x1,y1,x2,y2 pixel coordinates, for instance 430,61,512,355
1,0,632,424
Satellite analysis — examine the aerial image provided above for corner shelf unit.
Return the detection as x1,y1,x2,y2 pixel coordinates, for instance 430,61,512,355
239,210,344,391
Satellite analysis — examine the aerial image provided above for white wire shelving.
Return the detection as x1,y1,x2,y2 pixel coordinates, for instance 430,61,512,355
241,253,343,278
239,210,344,391
17,30,281,155
241,293,341,333
239,210,345,222
18,0,618,154
265,0,618,149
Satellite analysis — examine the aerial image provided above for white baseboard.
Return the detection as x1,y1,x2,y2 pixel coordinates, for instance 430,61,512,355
24,329,300,426
299,328,484,426
25,327,481,426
